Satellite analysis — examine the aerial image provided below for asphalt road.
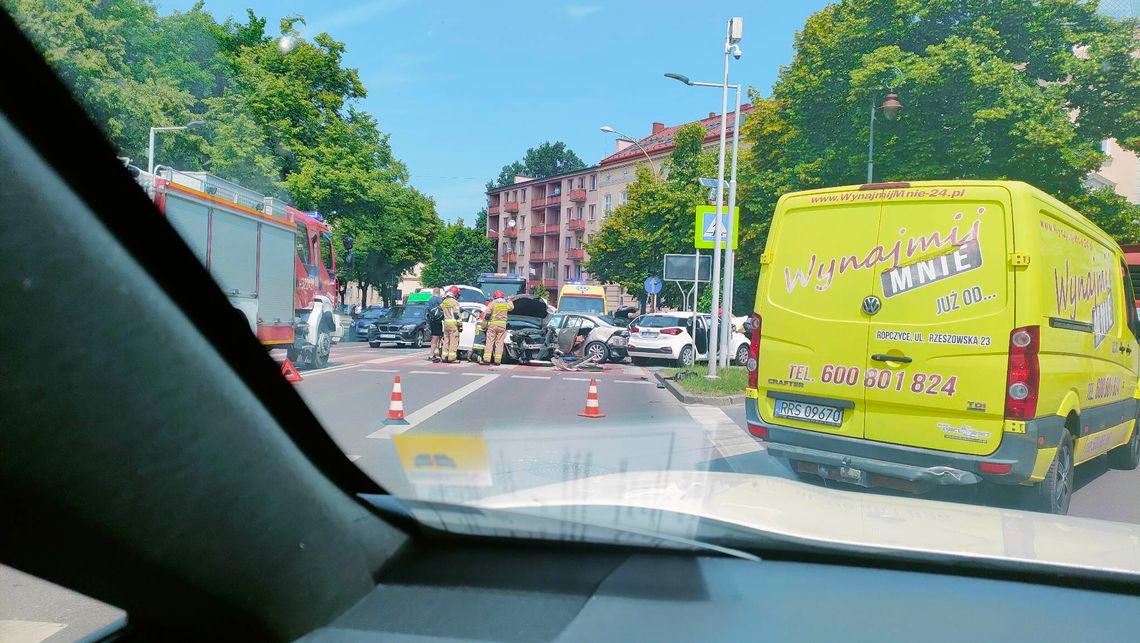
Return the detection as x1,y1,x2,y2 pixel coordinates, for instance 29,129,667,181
8,340,1139,642
303,341,1140,523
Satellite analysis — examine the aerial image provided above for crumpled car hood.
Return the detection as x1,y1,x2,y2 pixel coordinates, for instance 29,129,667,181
508,295,553,320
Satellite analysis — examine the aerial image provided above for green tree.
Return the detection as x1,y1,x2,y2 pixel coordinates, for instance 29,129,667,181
420,218,495,288
584,124,717,308
488,141,586,190
531,282,550,302
735,0,1140,311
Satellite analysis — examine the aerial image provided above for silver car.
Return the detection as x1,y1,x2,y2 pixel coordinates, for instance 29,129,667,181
505,298,630,364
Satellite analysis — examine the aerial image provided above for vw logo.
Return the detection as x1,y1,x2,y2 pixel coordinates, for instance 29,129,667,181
861,295,882,316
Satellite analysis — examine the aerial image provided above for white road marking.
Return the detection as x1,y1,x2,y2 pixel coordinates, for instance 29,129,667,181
347,455,362,462
367,374,500,438
511,375,550,380
461,372,487,377
296,363,361,377
0,620,67,642
363,352,426,365
359,368,398,373
409,370,449,375
562,377,591,382
614,379,653,384
684,405,765,458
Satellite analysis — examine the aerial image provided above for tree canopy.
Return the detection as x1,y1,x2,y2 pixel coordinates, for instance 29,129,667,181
6,0,440,297
734,0,1140,310
488,141,586,190
420,216,495,289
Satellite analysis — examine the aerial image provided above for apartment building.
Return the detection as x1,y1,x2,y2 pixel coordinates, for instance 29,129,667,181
486,167,600,303
596,107,753,219
485,106,751,307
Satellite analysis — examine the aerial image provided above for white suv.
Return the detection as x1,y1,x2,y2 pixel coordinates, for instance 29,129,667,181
627,312,750,368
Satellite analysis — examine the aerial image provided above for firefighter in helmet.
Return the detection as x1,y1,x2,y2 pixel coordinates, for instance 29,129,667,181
482,290,513,366
469,299,491,363
440,286,462,363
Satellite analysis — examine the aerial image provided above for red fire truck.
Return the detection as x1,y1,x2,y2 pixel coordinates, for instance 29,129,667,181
137,167,343,368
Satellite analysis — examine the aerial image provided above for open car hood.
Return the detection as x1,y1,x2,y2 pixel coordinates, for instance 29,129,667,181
508,295,553,321
474,470,1140,577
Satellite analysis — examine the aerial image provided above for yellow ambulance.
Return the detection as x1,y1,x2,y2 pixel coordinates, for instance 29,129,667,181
744,180,1140,514
557,283,608,314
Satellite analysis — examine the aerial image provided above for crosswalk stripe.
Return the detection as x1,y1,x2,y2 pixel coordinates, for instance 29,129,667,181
684,405,765,458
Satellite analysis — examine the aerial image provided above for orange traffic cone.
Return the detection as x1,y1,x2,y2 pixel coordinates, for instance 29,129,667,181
281,357,302,383
384,375,409,425
578,378,606,418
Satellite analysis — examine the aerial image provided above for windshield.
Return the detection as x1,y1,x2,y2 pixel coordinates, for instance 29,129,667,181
386,306,425,321
557,295,605,313
478,280,527,298
10,3,1140,630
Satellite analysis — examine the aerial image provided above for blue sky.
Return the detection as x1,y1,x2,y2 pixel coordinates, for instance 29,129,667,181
160,0,829,221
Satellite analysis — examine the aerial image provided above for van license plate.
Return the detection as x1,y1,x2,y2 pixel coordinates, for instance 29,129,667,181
774,399,843,426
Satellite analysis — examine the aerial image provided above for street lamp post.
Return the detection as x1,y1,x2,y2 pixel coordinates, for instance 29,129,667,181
147,120,204,175
599,126,659,179
665,17,742,378
866,67,903,183
665,75,744,369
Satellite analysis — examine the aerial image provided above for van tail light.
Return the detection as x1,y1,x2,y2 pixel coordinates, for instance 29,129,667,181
660,327,683,335
747,423,768,439
1004,326,1040,420
747,313,762,389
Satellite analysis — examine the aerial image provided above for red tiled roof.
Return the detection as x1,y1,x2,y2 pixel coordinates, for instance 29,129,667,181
599,104,754,167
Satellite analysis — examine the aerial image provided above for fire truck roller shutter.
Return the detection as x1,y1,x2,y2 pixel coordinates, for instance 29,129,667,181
208,211,258,298
259,222,296,326
163,194,208,264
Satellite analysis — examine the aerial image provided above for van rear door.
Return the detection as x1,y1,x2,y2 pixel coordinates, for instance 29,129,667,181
863,186,1013,455
757,195,883,439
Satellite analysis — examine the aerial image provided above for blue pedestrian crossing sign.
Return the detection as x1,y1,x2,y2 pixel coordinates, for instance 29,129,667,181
694,205,740,249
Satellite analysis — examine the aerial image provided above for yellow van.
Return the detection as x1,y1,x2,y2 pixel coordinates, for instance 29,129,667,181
557,283,608,314
744,180,1140,514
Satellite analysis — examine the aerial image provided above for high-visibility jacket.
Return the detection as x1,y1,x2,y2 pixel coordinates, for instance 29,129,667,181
487,300,513,326
441,297,460,325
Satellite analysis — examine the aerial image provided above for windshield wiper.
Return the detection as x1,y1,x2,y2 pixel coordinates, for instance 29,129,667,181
360,494,761,562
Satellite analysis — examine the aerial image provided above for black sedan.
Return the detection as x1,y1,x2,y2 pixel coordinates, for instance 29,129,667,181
367,304,431,348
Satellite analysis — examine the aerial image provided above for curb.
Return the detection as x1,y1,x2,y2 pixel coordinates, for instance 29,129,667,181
653,372,745,407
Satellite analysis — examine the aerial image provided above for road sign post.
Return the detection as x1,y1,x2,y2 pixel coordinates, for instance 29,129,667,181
644,276,662,314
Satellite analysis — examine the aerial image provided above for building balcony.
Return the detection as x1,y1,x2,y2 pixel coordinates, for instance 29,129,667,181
533,195,562,209
504,201,520,214
501,227,518,238
529,278,559,291
487,230,499,239
529,250,560,262
505,252,518,263
566,247,585,260
488,205,501,215
566,218,586,232
568,189,587,202
541,223,561,235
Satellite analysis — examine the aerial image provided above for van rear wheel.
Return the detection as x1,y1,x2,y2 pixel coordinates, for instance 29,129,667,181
1107,423,1140,470
1020,432,1074,515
